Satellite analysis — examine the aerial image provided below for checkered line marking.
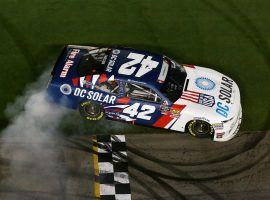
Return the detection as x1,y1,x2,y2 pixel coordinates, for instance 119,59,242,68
93,135,131,200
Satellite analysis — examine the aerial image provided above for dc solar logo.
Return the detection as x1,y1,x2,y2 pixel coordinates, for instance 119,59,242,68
195,77,215,90
60,84,72,95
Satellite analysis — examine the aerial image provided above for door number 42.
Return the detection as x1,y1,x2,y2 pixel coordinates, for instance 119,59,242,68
123,103,156,120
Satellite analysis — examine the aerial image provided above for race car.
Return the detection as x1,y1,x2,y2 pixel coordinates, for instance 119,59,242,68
47,45,242,142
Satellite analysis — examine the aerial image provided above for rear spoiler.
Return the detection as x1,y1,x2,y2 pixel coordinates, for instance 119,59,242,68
51,46,67,76
67,45,98,50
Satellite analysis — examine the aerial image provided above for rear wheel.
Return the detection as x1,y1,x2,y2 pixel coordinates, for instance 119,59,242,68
187,120,214,138
79,101,104,121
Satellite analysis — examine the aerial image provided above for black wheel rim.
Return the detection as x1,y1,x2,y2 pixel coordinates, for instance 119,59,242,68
84,104,100,116
193,121,211,135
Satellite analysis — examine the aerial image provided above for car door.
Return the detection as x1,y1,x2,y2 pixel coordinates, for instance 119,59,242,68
117,81,165,126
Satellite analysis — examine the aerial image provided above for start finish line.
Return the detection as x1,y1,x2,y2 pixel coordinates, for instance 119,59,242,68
92,135,131,200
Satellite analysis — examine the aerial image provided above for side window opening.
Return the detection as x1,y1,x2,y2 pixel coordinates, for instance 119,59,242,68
95,80,119,95
125,82,161,103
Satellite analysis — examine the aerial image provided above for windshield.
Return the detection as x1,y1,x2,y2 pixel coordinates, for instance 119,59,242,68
161,59,187,103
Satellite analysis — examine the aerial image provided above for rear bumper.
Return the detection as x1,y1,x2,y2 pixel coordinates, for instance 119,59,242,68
213,106,242,142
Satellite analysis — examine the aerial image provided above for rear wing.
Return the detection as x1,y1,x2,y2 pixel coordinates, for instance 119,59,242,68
67,45,98,50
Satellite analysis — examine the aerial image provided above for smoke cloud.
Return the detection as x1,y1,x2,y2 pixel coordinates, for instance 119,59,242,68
0,68,149,199
0,71,71,199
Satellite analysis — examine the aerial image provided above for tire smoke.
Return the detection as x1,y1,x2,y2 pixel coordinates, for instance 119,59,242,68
0,71,71,199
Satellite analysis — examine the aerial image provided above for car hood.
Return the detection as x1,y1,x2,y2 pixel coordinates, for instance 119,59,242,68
174,65,241,122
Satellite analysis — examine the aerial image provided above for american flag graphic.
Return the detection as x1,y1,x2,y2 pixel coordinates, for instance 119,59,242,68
181,90,200,103
181,90,215,107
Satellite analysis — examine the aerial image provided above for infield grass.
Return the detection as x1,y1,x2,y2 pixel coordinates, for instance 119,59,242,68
0,0,269,132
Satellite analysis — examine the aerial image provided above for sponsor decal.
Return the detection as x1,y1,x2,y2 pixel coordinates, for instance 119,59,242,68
194,117,210,123
170,109,181,117
216,102,229,118
181,90,215,107
198,94,215,107
160,105,170,114
212,123,224,130
169,104,186,118
216,132,225,139
60,84,72,95
195,77,216,90
101,55,108,64
112,49,121,54
106,111,121,120
160,104,185,118
60,49,80,77
106,49,120,72
219,76,233,104
73,88,116,104
216,76,233,118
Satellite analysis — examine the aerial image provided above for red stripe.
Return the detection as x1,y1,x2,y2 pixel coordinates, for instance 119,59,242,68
181,94,199,101
171,104,186,111
183,90,200,95
98,74,107,83
117,97,130,104
183,64,195,68
85,75,91,81
182,93,199,98
181,96,198,103
153,115,174,128
72,78,79,87
85,75,91,88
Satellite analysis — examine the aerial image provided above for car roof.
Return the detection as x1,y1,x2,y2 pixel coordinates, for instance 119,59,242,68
105,47,166,90
52,46,168,91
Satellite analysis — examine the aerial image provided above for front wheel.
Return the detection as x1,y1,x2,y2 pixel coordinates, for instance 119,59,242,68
187,120,214,138
79,101,105,121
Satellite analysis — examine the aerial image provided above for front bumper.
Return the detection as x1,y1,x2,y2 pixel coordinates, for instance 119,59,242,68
213,106,242,142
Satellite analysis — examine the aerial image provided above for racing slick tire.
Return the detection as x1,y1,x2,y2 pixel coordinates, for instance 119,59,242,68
187,120,214,138
79,101,105,121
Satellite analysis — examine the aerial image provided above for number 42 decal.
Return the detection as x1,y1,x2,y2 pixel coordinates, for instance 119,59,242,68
118,53,159,77
123,103,156,120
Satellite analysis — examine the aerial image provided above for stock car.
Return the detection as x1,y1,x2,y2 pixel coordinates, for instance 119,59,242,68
47,45,242,142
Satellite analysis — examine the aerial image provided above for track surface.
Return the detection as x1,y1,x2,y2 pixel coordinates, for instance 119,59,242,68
0,131,269,200
126,132,270,200
0,135,94,200
1,0,270,131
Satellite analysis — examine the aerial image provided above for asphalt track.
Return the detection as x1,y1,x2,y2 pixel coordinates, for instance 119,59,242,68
1,0,270,132
126,132,270,200
0,135,95,200
0,131,270,200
